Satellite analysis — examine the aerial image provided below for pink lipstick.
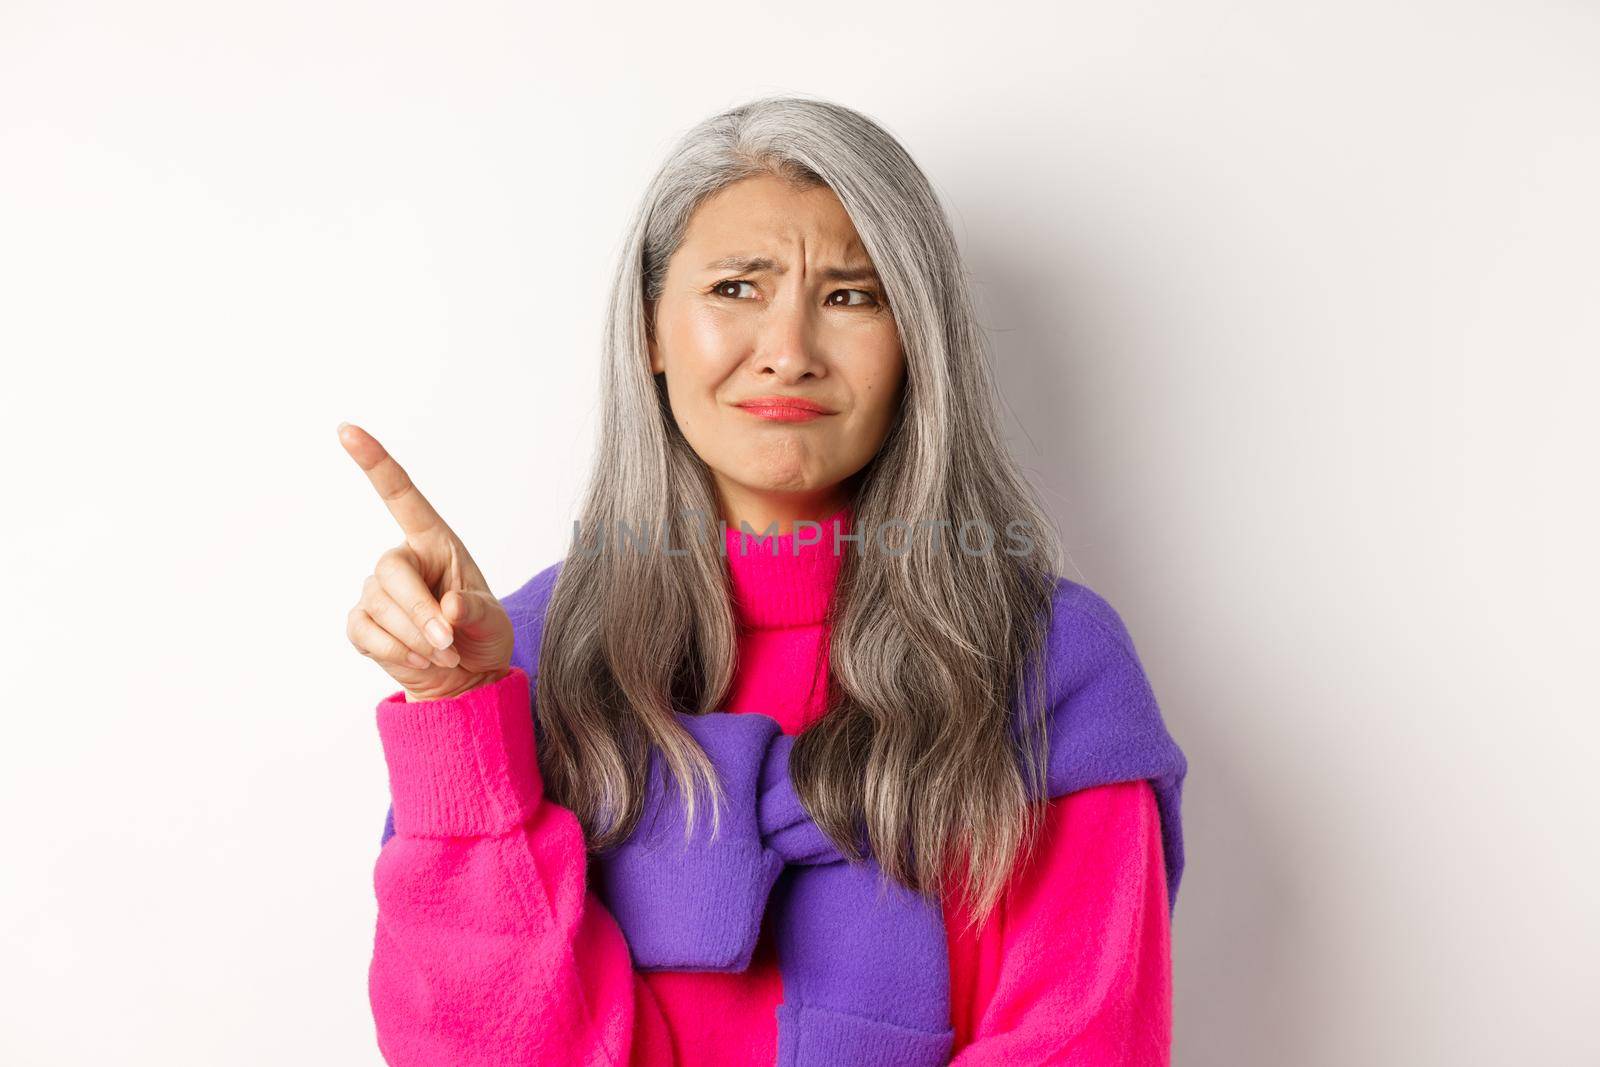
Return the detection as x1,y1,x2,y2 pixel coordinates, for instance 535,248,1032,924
734,396,834,423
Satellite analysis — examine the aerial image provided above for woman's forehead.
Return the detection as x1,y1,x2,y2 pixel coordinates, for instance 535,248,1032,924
681,176,865,259
678,189,876,278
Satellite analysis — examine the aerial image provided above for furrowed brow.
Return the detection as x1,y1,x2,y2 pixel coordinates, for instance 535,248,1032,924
703,255,782,274
701,254,880,285
817,264,881,284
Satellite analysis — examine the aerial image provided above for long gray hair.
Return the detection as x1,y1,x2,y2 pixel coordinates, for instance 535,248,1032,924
534,93,1064,930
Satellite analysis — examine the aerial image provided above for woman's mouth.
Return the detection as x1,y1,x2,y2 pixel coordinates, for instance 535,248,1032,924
734,396,835,423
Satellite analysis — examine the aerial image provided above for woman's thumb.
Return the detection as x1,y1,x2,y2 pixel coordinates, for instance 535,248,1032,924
442,587,503,636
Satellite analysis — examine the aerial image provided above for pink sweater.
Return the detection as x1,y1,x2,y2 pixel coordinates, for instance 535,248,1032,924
369,518,1172,1064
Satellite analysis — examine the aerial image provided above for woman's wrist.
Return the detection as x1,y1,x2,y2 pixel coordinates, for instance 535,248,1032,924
404,666,514,703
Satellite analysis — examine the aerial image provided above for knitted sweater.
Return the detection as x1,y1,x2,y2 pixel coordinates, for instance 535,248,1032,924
370,510,1184,1064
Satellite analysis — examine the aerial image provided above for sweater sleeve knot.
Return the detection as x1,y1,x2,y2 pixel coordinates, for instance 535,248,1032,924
588,709,955,1065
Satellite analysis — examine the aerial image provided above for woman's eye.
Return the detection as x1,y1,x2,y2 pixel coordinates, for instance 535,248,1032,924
712,279,757,299
710,280,880,307
827,289,878,307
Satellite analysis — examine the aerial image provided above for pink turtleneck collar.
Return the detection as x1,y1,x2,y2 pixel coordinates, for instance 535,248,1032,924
723,505,851,631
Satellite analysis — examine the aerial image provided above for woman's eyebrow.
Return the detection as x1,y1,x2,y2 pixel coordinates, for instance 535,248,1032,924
702,254,880,284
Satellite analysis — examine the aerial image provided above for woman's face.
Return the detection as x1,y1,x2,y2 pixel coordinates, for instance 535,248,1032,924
647,174,906,531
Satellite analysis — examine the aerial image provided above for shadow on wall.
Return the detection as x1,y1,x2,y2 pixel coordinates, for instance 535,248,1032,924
967,211,1303,1067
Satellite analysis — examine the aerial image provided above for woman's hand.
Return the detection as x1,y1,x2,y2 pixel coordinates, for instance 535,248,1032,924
339,422,514,702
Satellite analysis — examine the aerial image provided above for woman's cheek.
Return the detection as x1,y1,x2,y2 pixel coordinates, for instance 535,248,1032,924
683,304,748,363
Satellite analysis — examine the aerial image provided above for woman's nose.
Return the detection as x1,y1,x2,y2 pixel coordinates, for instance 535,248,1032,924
752,293,826,381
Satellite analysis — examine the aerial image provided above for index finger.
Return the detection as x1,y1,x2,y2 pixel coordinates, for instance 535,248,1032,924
337,422,450,540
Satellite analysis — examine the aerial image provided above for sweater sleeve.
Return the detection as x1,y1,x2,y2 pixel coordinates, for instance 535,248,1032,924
367,666,680,1067
949,780,1172,1066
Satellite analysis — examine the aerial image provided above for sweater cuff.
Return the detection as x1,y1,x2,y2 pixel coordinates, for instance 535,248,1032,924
590,710,790,973
775,1003,954,1066
375,667,540,838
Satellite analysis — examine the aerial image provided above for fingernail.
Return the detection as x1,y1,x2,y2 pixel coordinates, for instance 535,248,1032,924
405,651,430,669
425,619,452,649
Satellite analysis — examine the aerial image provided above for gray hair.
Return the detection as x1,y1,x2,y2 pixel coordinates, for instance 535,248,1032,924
534,93,1063,929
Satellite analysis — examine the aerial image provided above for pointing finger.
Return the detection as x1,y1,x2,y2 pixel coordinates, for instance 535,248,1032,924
337,422,449,541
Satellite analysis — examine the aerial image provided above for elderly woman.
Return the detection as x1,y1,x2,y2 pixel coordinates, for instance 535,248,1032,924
343,94,1186,1066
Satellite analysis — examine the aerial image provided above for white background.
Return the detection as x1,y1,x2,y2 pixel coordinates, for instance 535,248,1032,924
2,2,1596,1064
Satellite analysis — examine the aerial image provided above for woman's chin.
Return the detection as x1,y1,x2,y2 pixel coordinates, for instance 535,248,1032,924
718,466,835,498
